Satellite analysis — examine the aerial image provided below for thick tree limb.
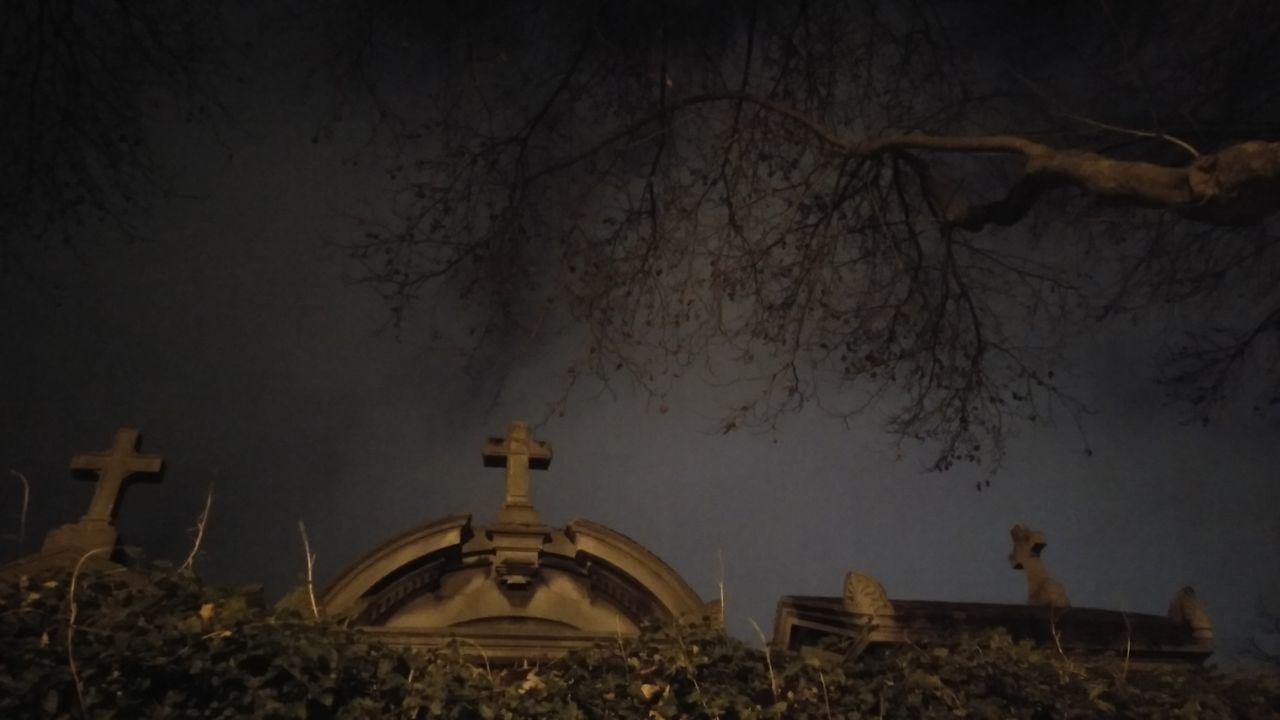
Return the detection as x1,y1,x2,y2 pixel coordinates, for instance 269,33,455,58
346,2,1280,472
709,94,1280,227
542,92,1280,230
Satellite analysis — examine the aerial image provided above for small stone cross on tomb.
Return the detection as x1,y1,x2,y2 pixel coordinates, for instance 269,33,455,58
483,421,552,526
71,428,164,523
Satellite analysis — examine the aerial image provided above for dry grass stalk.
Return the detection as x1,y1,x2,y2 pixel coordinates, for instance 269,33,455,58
458,638,494,687
67,546,113,717
297,520,319,621
1048,609,1084,680
1119,611,1132,686
819,666,833,720
747,617,778,705
614,612,630,682
716,548,726,629
179,485,214,573
9,469,29,556
401,667,419,718
673,628,718,720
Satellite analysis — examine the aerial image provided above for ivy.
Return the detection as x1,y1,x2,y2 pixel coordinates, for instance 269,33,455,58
1,567,1276,718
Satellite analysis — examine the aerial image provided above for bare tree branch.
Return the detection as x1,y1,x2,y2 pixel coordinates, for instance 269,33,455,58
328,0,1280,470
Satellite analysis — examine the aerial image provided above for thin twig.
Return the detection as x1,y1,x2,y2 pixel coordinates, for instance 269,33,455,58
1048,609,1083,678
1069,113,1200,159
819,666,833,720
674,627,718,720
747,618,778,705
179,485,214,573
1050,609,1067,659
614,613,630,682
1120,611,1132,687
457,638,494,688
297,520,319,621
68,546,113,718
9,470,29,557
401,667,418,718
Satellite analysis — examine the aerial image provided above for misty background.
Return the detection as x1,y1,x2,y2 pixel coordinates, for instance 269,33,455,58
1,3,1277,665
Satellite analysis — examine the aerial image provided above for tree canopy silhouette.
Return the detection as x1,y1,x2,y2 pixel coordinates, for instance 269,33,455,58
328,0,1280,469
7,1,1278,469
0,0,224,269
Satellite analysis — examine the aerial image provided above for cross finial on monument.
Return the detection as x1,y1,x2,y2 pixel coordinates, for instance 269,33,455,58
70,427,164,523
483,421,552,526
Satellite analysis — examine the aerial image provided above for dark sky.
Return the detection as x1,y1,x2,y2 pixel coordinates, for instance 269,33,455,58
1,5,1278,665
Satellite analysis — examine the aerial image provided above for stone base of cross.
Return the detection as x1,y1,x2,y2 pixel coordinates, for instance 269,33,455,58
41,519,118,559
486,524,551,589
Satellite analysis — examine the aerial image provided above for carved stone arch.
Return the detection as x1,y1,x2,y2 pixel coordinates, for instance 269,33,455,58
316,514,707,661
318,514,472,622
565,519,706,621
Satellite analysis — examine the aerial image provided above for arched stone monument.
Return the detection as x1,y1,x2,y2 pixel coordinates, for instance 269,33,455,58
318,421,708,661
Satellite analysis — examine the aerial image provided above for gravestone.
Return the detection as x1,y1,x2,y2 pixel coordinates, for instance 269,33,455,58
1,428,165,577
317,420,709,661
42,428,164,558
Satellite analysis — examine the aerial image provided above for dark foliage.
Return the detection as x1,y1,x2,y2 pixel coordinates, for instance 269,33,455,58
2,567,1277,718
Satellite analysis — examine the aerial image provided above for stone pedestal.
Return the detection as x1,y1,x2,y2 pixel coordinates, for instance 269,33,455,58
497,501,543,526
487,523,551,588
41,519,119,557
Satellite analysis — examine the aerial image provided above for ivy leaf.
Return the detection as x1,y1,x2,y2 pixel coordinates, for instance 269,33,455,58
41,690,59,715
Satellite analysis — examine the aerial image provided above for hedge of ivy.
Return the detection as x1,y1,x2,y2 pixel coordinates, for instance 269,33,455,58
2,565,1277,719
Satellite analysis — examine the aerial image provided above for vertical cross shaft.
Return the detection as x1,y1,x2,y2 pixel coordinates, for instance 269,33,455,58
70,428,164,523
483,421,552,526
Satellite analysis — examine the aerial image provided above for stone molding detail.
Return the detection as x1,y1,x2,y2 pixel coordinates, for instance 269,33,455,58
587,561,664,622
842,571,894,618
487,523,552,588
565,519,706,620
1167,586,1214,646
320,514,472,618
1008,524,1070,608
318,515,706,654
357,558,447,625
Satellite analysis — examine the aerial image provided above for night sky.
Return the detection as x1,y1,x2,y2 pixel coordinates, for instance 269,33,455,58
1,3,1278,665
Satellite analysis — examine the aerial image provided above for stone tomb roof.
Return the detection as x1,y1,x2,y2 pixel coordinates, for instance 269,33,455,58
774,529,1215,668
774,595,1213,668
318,422,709,661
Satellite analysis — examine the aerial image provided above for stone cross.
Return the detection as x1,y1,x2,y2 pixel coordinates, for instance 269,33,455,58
483,421,552,526
70,428,164,523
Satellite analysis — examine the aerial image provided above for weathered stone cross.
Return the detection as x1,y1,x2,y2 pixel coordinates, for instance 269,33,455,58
483,421,552,526
70,428,164,523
